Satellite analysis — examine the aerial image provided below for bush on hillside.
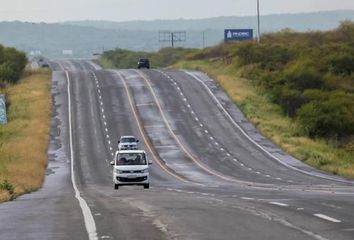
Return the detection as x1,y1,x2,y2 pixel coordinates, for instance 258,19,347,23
283,67,324,91
297,92,354,138
329,52,354,75
337,21,354,42
150,48,198,67
236,43,292,71
272,87,303,117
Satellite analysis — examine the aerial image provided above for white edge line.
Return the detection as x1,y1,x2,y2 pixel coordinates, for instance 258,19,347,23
313,214,341,223
66,71,98,240
182,70,351,184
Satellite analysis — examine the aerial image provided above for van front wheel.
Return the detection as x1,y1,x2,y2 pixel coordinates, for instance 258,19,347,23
114,184,119,190
144,184,149,189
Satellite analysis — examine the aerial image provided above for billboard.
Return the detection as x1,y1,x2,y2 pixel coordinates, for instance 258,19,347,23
0,95,7,124
62,50,73,55
224,29,253,41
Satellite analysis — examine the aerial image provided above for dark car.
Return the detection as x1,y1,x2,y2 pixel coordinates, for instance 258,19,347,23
137,58,150,69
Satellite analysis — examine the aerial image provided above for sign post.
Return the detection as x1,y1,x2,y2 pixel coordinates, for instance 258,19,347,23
159,31,186,48
224,29,253,42
0,95,7,124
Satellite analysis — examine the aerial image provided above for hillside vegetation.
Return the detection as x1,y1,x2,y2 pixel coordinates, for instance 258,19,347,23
225,21,354,139
101,21,354,178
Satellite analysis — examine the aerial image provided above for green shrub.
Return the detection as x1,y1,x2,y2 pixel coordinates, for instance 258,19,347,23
0,62,17,82
236,43,291,71
276,88,303,117
0,45,27,84
329,53,354,75
283,67,324,91
297,94,354,137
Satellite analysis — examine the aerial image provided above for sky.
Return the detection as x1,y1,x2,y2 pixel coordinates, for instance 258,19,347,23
1,0,354,23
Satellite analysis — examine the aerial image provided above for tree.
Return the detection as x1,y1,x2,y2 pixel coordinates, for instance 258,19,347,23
0,45,27,84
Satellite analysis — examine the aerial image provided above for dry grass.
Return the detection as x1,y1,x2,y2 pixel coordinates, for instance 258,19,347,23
174,60,354,179
0,69,51,201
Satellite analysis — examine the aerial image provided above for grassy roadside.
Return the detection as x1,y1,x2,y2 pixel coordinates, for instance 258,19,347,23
173,59,354,179
96,57,116,69
0,69,52,202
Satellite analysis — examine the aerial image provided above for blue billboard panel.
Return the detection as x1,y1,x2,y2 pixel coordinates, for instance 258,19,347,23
224,29,253,41
0,95,7,124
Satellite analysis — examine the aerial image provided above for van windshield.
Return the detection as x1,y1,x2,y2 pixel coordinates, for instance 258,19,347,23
117,153,146,165
121,137,136,143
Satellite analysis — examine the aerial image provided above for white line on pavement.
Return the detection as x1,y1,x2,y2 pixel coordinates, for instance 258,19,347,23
313,214,341,223
66,71,98,240
269,202,289,207
241,197,254,200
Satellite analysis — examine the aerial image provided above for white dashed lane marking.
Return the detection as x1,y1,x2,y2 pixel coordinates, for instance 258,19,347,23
163,71,296,183
241,197,254,200
269,202,289,207
313,214,341,223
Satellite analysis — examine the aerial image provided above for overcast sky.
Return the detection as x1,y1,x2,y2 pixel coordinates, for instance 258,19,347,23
1,0,354,22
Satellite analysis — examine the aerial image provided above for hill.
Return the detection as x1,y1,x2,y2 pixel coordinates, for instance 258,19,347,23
69,10,354,32
0,10,353,58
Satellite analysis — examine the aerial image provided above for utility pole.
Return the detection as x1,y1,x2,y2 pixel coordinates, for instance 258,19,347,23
171,32,174,48
202,31,205,48
257,0,261,44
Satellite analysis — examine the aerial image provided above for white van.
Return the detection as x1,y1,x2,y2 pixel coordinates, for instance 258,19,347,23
110,150,152,189
118,136,139,150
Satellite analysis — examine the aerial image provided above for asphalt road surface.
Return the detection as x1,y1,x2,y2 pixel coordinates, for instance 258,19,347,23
0,60,354,240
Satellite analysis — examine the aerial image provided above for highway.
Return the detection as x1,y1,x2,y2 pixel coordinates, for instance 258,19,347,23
0,59,354,240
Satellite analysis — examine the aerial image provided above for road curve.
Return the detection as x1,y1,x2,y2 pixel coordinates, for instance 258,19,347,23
0,60,353,240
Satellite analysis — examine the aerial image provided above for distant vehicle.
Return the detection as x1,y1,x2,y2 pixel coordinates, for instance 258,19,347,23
110,150,152,189
37,57,49,68
118,136,139,150
40,62,50,68
137,58,150,69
